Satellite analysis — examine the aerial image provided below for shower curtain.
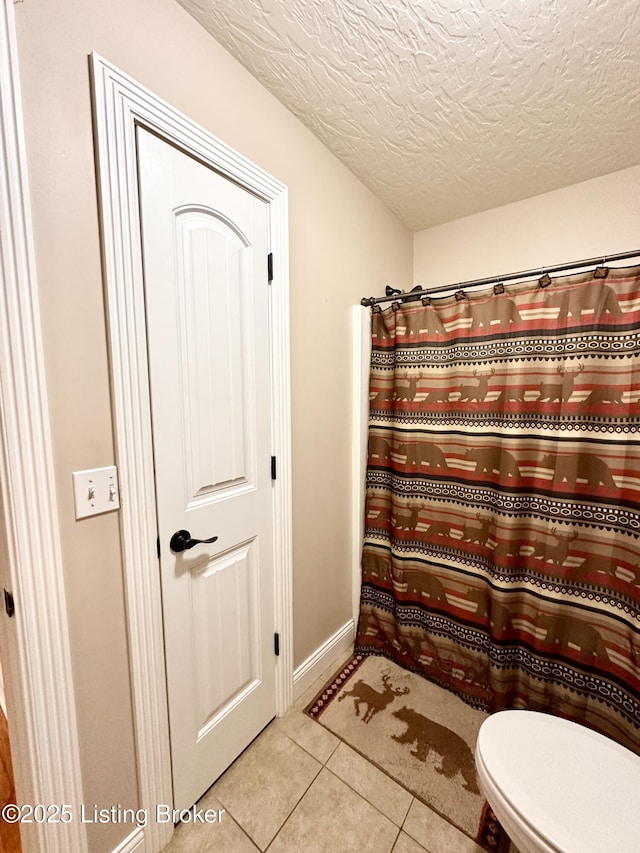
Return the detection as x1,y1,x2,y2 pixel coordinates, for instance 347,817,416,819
355,264,640,753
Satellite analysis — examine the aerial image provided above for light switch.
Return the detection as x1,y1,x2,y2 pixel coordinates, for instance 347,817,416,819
72,466,120,519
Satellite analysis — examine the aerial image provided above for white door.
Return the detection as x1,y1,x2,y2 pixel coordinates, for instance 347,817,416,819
137,129,276,811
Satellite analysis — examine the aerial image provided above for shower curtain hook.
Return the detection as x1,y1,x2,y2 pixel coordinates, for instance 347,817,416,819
404,285,423,303
594,257,610,279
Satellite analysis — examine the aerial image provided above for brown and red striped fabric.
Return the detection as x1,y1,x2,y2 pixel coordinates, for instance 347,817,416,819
355,264,640,753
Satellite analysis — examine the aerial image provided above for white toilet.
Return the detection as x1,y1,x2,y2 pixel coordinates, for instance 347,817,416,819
475,709,640,853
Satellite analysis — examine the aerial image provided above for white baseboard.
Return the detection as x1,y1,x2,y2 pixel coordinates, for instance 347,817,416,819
293,620,355,701
110,827,144,853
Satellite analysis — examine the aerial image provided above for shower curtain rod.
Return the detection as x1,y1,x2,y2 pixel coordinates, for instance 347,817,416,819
360,248,640,307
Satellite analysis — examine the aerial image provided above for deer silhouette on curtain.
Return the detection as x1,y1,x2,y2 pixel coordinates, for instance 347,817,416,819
355,265,640,753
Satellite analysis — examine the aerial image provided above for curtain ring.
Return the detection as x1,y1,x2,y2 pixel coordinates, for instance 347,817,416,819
454,289,466,301
421,295,431,306
493,282,505,295
539,272,552,288
391,301,401,312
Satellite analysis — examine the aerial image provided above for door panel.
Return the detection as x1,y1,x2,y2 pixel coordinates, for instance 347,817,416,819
191,540,260,728
174,209,253,498
137,129,275,811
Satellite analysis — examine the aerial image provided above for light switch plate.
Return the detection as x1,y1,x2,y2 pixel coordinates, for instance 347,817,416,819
72,466,120,519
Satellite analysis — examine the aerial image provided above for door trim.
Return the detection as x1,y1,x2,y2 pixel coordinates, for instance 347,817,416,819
90,54,293,851
0,3,88,851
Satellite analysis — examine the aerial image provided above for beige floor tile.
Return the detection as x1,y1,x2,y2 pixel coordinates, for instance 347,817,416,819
293,646,355,712
161,796,259,852
268,767,399,853
293,675,328,711
317,646,355,683
403,799,484,853
392,832,429,853
326,742,412,826
272,708,340,764
211,724,321,850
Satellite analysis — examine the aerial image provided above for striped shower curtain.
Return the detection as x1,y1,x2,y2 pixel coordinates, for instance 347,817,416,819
355,264,640,753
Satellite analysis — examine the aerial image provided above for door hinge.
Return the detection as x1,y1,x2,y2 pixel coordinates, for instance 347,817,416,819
274,632,280,657
267,252,273,283
271,456,277,480
4,589,15,618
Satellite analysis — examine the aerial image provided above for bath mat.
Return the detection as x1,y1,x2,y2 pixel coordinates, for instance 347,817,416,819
306,654,514,852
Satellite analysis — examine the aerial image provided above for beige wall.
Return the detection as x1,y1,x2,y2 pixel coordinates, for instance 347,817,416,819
414,165,640,285
14,0,412,850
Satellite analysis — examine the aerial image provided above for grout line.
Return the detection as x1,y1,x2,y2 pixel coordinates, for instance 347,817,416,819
221,805,263,853
321,766,403,852
260,751,322,851
401,796,416,830
278,728,334,769
388,825,402,853
262,761,325,852
322,750,413,830
279,715,342,766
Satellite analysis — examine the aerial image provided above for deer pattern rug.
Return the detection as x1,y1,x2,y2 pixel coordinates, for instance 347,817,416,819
306,654,513,852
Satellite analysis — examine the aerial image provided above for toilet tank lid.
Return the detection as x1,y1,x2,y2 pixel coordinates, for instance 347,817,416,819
476,710,640,853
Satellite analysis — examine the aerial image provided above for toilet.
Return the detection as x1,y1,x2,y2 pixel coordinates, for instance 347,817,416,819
475,709,640,853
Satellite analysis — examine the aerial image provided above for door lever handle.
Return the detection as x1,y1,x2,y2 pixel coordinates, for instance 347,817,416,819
169,529,219,553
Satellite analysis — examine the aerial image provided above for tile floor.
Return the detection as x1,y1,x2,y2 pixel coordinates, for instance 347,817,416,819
162,650,502,853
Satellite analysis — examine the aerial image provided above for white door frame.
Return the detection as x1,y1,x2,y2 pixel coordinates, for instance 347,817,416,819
0,3,88,852
90,54,293,851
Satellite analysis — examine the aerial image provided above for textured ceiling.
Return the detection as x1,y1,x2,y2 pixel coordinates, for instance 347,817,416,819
175,0,640,230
